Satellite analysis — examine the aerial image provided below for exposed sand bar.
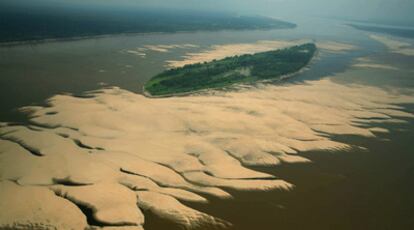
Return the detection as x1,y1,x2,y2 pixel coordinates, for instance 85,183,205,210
0,77,413,229
370,34,414,56
166,40,357,68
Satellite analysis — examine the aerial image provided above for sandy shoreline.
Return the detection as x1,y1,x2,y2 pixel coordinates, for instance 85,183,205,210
143,44,319,98
1,74,413,229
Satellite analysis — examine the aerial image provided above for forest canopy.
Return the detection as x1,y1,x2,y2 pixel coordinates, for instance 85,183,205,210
144,43,317,96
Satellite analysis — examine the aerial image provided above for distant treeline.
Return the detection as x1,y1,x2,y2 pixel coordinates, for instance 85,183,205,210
0,6,296,43
348,24,414,39
144,43,316,96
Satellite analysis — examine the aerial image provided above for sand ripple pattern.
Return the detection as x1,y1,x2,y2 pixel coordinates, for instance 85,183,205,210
0,78,413,229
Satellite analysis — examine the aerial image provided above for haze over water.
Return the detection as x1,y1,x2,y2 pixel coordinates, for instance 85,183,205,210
0,17,390,121
0,2,414,230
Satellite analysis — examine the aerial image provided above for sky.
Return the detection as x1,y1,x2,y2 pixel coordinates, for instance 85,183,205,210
3,0,414,26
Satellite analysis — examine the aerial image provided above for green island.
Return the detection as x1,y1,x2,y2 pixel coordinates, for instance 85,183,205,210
144,43,317,96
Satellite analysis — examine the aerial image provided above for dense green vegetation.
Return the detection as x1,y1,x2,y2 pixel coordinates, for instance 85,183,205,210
0,5,295,43
144,43,316,96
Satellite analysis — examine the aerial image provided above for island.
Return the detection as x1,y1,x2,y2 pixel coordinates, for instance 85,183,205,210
348,23,414,39
144,43,317,96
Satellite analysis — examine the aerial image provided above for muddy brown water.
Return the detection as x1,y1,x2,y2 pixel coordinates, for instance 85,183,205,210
1,17,413,230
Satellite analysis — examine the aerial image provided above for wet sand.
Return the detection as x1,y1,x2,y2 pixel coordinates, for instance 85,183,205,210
144,115,414,230
1,17,414,230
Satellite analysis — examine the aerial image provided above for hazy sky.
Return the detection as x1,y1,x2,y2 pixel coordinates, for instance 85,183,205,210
3,0,414,25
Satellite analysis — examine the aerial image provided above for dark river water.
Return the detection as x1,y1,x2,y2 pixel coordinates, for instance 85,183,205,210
0,16,371,121
0,16,413,230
